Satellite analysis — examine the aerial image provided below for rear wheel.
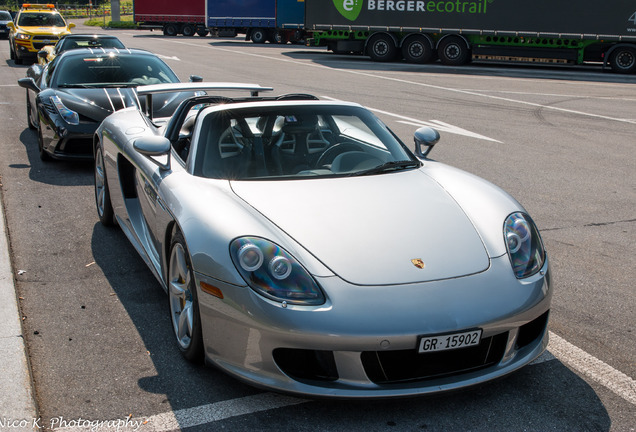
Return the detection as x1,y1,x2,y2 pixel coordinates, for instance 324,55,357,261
367,34,398,62
182,24,195,37
163,24,178,37
25,92,36,130
609,46,636,74
251,28,267,44
168,231,204,362
94,145,114,226
438,36,470,66
402,34,434,64
196,27,209,37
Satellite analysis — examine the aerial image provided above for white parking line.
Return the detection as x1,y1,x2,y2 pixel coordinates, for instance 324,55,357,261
547,331,636,406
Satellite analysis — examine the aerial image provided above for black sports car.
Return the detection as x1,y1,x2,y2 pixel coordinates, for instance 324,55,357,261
18,48,201,161
37,34,126,64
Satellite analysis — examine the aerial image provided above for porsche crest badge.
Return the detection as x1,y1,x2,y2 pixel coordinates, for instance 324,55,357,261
411,259,425,269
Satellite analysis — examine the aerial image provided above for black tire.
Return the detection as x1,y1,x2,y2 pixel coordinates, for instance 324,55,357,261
36,119,51,161
10,43,15,60
273,30,289,44
438,36,470,66
196,27,209,37
94,145,114,226
367,34,398,62
182,25,195,37
609,46,636,74
14,48,23,65
251,28,267,44
163,24,178,37
168,231,204,362
402,35,434,64
26,92,36,130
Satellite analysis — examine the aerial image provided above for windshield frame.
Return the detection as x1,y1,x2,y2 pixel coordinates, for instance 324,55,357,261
189,102,418,181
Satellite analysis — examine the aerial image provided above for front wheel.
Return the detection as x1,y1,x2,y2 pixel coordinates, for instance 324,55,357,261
609,46,636,74
168,231,204,362
26,92,36,130
36,119,51,161
94,145,114,226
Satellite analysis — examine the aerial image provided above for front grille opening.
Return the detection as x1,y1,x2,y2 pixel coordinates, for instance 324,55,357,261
516,310,550,349
60,138,92,155
273,348,339,382
362,332,509,384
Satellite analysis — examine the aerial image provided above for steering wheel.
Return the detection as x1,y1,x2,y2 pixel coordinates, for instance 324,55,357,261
314,142,363,168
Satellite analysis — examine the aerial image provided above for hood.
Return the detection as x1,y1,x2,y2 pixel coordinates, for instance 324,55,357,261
231,169,490,286
57,88,188,122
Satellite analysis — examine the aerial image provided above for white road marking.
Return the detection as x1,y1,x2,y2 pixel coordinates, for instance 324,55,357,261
164,39,636,126
321,95,501,142
547,331,636,406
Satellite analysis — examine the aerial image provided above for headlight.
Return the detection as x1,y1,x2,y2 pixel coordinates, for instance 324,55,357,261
50,95,79,125
504,212,546,279
16,33,31,40
230,237,325,305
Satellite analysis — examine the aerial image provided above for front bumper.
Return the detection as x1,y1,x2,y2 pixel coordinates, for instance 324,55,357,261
40,118,97,160
196,255,552,398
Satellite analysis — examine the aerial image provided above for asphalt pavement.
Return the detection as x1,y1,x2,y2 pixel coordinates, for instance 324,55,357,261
0,193,38,429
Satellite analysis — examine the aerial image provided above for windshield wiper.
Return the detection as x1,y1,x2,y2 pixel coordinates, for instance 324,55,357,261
349,160,421,176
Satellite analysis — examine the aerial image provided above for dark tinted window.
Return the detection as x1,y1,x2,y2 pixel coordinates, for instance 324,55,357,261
53,54,180,86
0,11,12,20
18,12,66,27
59,37,125,53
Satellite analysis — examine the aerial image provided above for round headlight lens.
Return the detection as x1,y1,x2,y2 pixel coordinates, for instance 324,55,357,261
504,212,545,279
269,256,292,280
237,243,263,272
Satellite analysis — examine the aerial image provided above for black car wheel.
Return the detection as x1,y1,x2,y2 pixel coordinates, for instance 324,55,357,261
182,25,195,37
25,92,36,130
94,145,114,226
36,119,51,161
402,35,434,64
168,231,204,362
163,24,178,37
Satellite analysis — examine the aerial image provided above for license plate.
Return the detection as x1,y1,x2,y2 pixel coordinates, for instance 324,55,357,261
418,329,482,353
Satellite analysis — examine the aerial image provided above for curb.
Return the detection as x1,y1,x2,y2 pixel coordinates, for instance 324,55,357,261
0,192,39,429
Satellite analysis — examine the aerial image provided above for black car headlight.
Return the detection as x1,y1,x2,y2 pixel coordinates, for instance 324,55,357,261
504,212,546,279
51,95,79,125
230,237,325,305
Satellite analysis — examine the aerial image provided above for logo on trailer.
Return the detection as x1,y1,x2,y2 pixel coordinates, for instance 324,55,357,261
333,0,363,21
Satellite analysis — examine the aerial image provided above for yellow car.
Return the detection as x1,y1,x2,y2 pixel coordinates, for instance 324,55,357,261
8,3,75,65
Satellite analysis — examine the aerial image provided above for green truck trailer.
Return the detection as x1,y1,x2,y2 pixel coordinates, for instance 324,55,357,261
306,0,636,73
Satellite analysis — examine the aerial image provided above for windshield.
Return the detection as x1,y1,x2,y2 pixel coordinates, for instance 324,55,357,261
59,37,125,53
0,11,12,20
192,104,417,180
52,53,179,87
18,12,66,27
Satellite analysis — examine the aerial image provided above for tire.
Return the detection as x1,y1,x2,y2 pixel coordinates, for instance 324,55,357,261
196,28,209,37
10,42,15,60
438,36,470,66
163,24,178,37
14,49,23,65
182,25,195,37
273,30,289,44
26,92,36,130
251,28,267,44
402,35,434,64
367,34,398,62
94,145,114,226
168,231,204,362
609,46,636,74
36,119,51,161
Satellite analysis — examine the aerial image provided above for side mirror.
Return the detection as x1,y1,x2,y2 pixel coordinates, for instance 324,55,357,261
413,126,440,159
189,75,203,83
7,22,14,30
68,23,76,29
133,136,171,171
17,77,40,93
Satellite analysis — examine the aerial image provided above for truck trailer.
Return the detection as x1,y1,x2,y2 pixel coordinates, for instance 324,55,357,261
306,0,636,73
207,0,305,43
133,0,208,37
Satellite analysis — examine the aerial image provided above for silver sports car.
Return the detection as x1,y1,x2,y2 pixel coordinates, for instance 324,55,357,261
94,83,552,398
